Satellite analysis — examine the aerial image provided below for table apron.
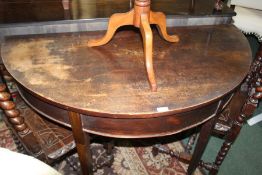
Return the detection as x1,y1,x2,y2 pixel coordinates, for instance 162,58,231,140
17,84,234,138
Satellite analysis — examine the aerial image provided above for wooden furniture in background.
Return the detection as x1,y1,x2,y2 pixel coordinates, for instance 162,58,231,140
88,0,179,92
230,0,262,125
1,24,252,175
181,46,262,174
209,46,262,174
200,1,262,173
0,64,76,164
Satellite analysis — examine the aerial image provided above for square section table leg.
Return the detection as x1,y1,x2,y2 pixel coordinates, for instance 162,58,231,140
68,111,92,175
187,117,217,174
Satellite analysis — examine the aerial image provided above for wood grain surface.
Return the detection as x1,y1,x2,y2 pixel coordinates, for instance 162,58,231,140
2,25,251,118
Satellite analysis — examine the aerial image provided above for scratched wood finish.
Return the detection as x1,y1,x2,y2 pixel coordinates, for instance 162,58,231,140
1,25,251,118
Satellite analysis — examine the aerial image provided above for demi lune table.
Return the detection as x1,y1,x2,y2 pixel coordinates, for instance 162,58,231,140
1,25,251,175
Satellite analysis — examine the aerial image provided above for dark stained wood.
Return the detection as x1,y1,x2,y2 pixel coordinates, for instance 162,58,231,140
0,64,75,163
17,82,230,138
1,24,252,174
186,132,197,153
187,115,217,174
0,82,76,162
152,143,192,163
187,92,231,174
209,43,262,175
68,111,92,175
194,43,262,174
1,25,252,118
210,83,262,174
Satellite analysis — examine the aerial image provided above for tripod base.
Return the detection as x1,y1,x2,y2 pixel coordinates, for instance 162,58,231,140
88,9,179,92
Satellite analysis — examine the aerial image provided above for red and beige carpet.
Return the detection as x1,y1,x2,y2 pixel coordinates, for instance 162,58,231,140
0,118,203,175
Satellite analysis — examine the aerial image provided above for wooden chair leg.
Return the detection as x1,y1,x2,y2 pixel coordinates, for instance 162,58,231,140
68,111,92,175
185,132,198,153
103,140,114,155
150,11,179,43
103,139,115,167
87,10,134,47
0,84,29,135
210,114,253,174
210,76,262,174
140,13,157,92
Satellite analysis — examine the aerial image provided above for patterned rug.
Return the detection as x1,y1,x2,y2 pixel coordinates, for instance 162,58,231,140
0,117,203,175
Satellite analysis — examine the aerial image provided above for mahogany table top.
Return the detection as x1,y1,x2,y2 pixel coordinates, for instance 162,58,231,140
2,25,251,118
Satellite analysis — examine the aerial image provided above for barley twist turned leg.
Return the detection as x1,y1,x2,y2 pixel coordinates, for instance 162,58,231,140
0,84,29,135
210,78,262,175
185,133,198,153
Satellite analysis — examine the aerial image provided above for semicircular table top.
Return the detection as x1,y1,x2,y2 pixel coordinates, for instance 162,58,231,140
1,25,252,118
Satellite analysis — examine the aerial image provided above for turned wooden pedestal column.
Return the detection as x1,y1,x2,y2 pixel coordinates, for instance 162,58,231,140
88,0,179,92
